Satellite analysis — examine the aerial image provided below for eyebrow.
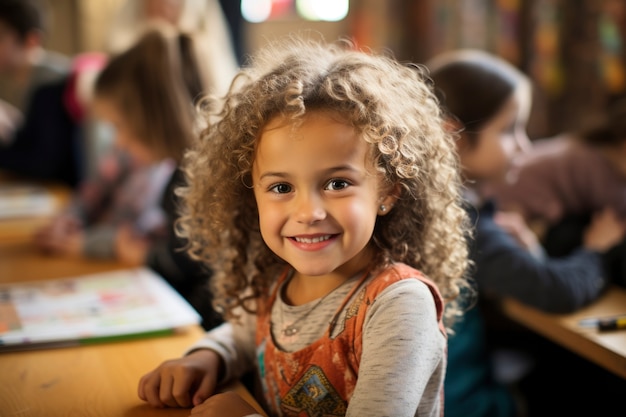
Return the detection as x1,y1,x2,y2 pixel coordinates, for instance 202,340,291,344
257,165,361,181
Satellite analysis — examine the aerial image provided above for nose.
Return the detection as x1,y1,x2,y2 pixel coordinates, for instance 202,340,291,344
294,191,326,224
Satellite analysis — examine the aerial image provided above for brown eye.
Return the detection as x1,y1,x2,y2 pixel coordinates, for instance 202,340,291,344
325,179,349,191
270,183,291,194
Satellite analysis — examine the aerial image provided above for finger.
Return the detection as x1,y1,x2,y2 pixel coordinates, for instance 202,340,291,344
189,394,216,415
189,402,207,415
137,374,146,401
170,374,193,408
159,372,180,408
142,372,166,408
192,376,215,407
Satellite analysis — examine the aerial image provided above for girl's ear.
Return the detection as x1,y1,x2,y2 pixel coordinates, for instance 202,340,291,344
377,184,401,216
456,131,472,154
443,115,473,153
443,115,464,135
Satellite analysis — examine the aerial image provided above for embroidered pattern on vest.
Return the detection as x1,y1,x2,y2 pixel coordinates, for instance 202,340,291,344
281,365,347,416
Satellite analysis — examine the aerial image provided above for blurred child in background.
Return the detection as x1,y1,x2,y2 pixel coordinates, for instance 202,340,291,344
0,0,69,118
428,49,626,417
495,96,626,284
34,26,190,261
33,26,220,329
0,0,84,185
105,0,238,97
0,50,106,188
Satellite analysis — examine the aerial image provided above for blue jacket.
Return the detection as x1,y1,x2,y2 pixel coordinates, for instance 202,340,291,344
444,200,609,417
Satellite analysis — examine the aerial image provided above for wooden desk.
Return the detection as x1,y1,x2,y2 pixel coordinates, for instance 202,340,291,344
501,286,626,380
0,325,262,417
0,241,267,416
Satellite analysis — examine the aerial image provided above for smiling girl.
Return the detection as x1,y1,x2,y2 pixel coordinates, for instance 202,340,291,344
137,36,471,417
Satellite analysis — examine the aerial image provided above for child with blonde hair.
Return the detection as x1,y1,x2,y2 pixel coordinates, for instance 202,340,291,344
35,26,201,262
138,36,471,416
106,0,238,97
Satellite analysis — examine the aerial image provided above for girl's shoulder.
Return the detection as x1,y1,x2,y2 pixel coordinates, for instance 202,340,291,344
355,264,446,336
366,263,443,310
369,262,427,288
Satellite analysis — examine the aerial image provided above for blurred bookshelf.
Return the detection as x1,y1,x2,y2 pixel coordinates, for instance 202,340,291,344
247,0,626,139
45,0,625,139
393,0,626,139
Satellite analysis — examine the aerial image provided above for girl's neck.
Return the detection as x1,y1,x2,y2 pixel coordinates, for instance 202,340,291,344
284,273,352,306
286,260,372,306
284,244,374,305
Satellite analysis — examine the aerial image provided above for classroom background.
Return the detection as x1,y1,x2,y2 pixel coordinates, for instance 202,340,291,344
2,1,626,416
44,0,626,141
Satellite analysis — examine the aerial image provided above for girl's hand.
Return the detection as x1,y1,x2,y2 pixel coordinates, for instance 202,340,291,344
138,349,222,409
114,224,149,266
34,215,83,253
583,208,626,252
34,226,85,258
494,210,541,253
190,391,259,417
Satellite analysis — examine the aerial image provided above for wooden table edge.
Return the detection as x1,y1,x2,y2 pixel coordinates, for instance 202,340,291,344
501,297,626,380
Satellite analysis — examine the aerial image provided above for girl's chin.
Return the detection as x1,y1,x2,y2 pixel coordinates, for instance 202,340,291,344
290,264,335,277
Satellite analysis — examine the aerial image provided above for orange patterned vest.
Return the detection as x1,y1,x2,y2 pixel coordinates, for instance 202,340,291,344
255,263,445,417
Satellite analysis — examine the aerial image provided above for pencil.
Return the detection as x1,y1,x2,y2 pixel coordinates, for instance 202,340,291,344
598,316,626,331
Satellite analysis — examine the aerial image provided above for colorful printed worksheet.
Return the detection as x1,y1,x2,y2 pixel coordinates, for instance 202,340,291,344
0,268,201,351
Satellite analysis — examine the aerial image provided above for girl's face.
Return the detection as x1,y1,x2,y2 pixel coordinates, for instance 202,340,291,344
91,97,157,166
458,87,531,184
252,111,394,281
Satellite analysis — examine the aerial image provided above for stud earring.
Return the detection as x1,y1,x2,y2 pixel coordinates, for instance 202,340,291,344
379,204,387,213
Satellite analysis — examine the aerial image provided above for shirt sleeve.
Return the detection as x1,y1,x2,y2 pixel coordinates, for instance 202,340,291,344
185,309,257,384
473,210,608,313
346,279,445,417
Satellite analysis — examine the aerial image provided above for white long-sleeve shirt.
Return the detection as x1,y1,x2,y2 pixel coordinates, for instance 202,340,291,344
187,274,445,417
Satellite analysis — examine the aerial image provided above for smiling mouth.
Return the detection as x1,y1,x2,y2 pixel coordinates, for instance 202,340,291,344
291,235,334,244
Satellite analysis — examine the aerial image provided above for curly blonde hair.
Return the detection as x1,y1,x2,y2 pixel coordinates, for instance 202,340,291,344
178,36,471,330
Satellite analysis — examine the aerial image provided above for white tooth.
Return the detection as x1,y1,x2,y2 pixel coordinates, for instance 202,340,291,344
295,235,330,243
